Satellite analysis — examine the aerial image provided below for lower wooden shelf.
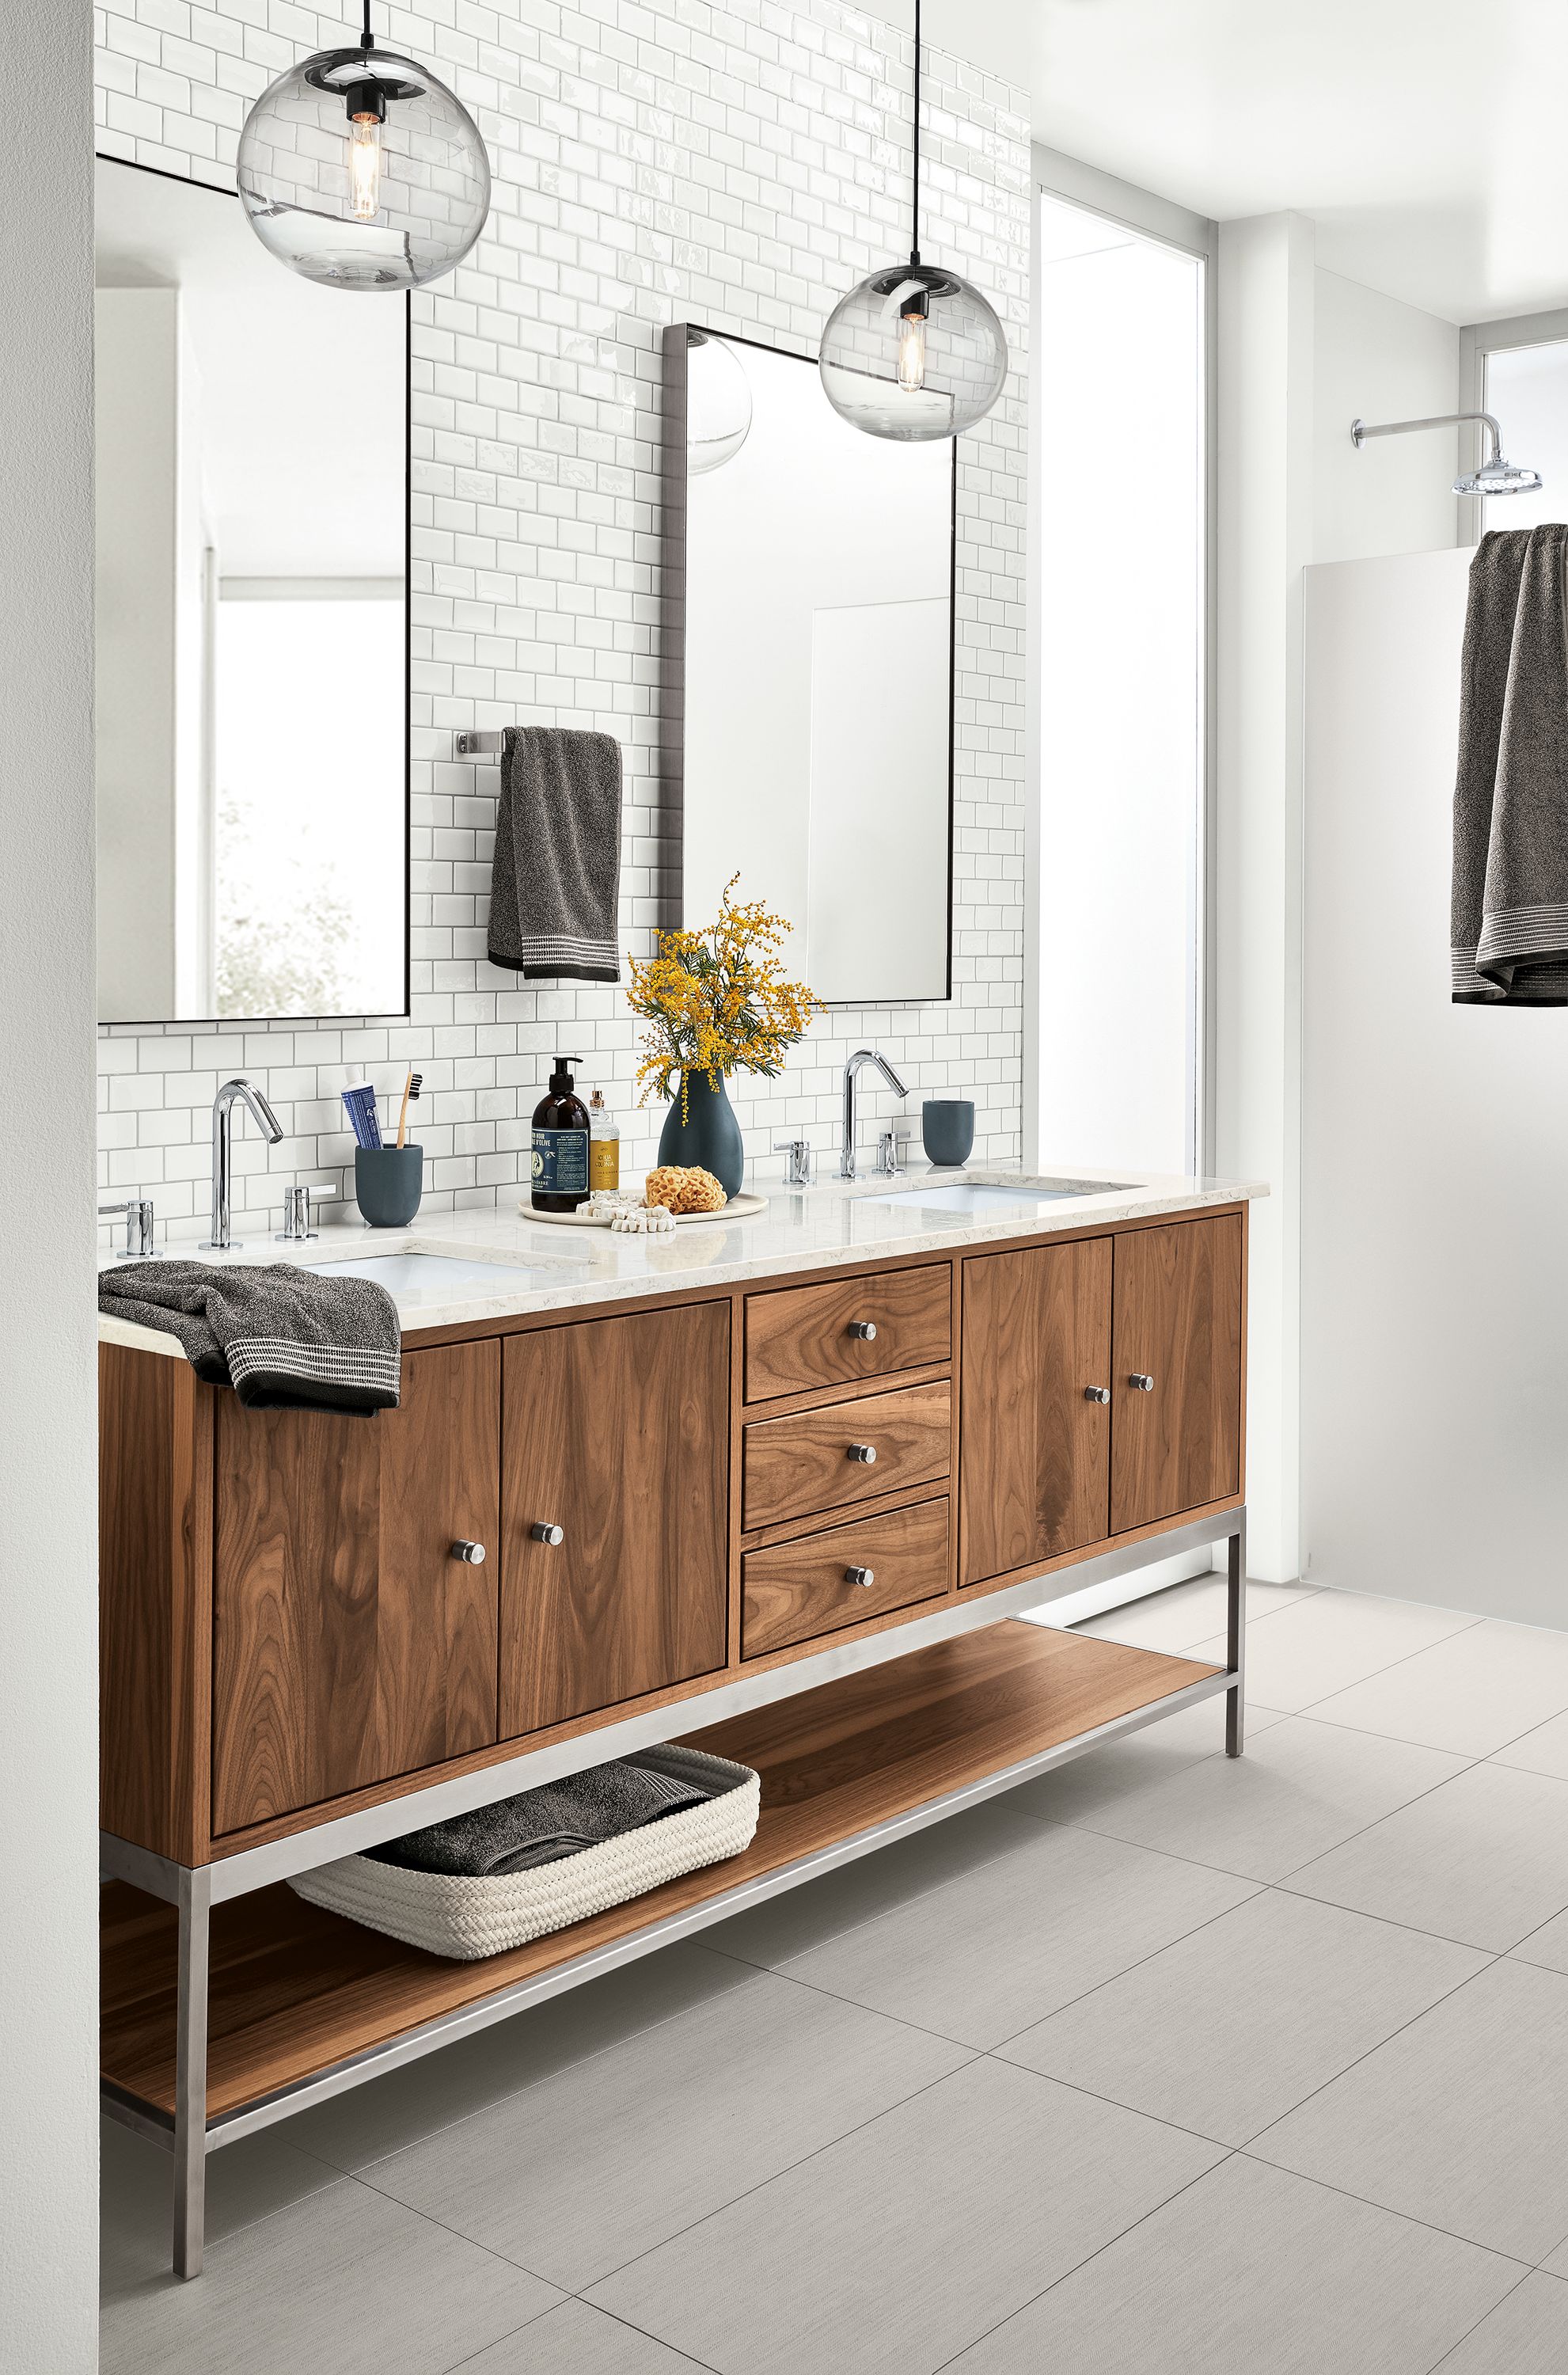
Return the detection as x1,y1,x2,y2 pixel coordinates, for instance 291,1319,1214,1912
101,1621,1220,2126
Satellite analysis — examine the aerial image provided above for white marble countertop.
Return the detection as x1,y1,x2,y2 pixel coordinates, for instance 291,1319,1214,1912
97,1162,1269,1358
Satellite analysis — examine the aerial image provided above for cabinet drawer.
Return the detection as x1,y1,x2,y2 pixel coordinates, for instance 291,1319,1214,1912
742,1498,951,1659
744,1264,951,1402
744,1381,951,1532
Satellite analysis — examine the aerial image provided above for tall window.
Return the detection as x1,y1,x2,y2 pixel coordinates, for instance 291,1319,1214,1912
1483,340,1568,531
1033,188,1207,1175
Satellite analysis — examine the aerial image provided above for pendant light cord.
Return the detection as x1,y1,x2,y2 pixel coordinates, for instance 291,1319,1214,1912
909,0,921,268
360,0,373,50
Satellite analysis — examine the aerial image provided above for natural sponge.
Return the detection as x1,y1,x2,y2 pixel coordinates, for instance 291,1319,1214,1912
644,1165,727,1215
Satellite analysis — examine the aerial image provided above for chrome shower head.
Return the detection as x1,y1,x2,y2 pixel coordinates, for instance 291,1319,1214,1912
1351,408,1543,500
1453,452,1543,497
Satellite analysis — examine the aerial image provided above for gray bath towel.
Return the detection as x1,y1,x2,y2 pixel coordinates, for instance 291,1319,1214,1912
98,1260,401,1415
366,1750,730,1875
488,725,622,982
1452,524,1568,1004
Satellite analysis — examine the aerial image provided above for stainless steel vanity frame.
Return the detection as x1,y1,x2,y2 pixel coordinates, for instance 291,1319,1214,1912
100,1507,1246,2281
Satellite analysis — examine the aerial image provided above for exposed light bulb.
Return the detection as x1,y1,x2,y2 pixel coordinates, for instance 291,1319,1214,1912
897,305,927,393
348,113,382,221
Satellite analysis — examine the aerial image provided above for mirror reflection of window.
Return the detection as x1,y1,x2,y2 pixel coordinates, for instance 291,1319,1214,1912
92,156,408,1025
678,329,954,1005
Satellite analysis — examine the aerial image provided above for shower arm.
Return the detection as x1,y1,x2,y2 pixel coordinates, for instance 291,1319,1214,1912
1350,410,1502,464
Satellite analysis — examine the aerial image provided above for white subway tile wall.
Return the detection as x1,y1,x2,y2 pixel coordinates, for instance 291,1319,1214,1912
94,0,1029,1241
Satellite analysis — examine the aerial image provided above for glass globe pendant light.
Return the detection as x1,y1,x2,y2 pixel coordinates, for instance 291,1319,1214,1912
818,0,1008,441
237,0,490,292
685,329,753,474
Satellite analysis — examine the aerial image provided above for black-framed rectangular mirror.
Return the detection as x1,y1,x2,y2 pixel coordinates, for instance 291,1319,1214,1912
93,154,410,1026
663,322,955,1005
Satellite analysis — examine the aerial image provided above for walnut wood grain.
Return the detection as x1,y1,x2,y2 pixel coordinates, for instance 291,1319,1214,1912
742,1381,951,1531
742,1496,951,1658
1111,1213,1243,1533
499,1302,730,1735
959,1237,1113,1588
743,1264,951,1402
101,1621,1218,2120
99,1345,213,1862
211,1343,501,1834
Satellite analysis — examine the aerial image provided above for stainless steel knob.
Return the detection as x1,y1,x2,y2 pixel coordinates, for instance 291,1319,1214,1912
1084,1385,1111,1405
1129,1373,1156,1393
847,1442,878,1465
450,1539,487,1564
845,1566,876,1588
847,1320,878,1341
530,1522,565,1546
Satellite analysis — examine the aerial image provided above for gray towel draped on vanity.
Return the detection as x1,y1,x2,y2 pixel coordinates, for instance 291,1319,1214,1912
1452,522,1568,1004
97,1260,401,1414
488,724,623,982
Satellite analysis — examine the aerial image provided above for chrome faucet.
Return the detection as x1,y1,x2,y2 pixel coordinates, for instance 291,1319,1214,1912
203,1077,284,1250
840,1047,909,1180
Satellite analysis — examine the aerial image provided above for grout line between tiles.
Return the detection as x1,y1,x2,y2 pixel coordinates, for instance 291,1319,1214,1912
301,1945,765,2179
430,2286,571,2375
572,2054,985,2297
1231,2143,1539,2274
1419,2269,1547,2375
924,2148,1240,2375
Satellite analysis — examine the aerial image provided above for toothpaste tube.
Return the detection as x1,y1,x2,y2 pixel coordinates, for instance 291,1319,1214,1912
341,1079,382,1150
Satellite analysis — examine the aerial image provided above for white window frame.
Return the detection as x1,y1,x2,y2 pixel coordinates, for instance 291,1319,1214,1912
1026,145,1220,1176
1458,307,1568,546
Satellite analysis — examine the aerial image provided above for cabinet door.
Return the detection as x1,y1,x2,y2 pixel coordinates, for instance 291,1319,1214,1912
1111,1214,1243,1534
959,1239,1112,1587
212,1341,500,1834
500,1302,730,1735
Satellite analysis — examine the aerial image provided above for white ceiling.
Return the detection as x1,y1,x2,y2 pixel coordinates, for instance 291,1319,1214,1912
890,0,1568,326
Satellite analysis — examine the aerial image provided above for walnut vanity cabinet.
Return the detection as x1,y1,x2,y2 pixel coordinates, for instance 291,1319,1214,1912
1109,1213,1243,1533
211,1342,502,1834
959,1210,1245,1590
99,1199,1252,2284
499,1301,731,1735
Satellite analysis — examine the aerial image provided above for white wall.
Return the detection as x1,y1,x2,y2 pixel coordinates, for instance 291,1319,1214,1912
1303,547,1568,1626
1215,218,1460,1586
0,0,99,2365
1312,270,1460,565
94,0,1031,1233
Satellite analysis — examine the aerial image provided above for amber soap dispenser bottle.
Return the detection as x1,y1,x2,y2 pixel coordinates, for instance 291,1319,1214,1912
531,1055,591,1213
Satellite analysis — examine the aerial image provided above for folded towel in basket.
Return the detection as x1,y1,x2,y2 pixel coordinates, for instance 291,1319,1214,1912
97,1259,401,1415
366,1750,724,1876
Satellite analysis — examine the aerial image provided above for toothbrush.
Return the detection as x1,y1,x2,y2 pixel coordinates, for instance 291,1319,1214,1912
396,1070,423,1149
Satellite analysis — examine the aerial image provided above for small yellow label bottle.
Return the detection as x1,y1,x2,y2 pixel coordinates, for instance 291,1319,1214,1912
589,1088,621,1191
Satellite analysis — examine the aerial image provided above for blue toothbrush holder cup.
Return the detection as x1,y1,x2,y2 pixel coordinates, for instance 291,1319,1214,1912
355,1145,423,1228
921,1100,974,1169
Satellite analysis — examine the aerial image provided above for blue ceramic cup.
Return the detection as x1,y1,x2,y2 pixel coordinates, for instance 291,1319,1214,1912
355,1144,423,1227
921,1100,974,1168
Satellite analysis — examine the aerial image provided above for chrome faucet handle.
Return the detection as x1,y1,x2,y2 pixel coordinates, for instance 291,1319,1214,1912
275,1184,338,1244
772,1136,815,1188
99,1196,157,1260
876,1128,909,1178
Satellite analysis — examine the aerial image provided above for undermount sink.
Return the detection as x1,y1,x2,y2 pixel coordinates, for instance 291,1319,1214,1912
313,1250,588,1300
857,1180,1134,1217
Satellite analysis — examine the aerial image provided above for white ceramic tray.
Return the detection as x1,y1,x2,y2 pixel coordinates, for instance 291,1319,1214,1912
518,1189,769,1229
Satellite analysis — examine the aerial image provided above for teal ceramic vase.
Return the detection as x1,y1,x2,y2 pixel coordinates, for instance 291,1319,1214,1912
657,1069,745,1197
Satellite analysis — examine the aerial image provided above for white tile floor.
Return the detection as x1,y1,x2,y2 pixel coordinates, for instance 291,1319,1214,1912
102,1579,1568,2373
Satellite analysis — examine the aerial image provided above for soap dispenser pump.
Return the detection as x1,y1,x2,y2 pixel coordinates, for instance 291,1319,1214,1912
531,1055,591,1213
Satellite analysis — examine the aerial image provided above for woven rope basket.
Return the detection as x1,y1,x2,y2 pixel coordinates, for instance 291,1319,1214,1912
288,1746,760,1961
